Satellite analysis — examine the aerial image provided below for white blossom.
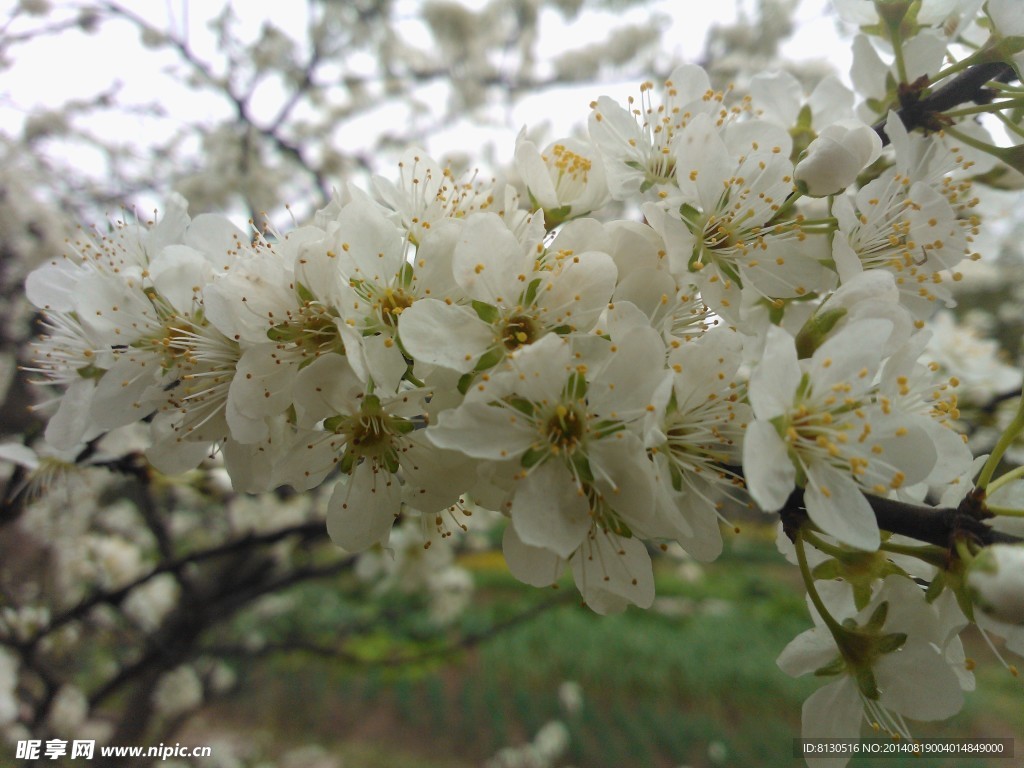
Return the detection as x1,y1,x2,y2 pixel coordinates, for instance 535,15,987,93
968,544,1024,624
152,665,204,719
796,120,882,196
779,576,969,764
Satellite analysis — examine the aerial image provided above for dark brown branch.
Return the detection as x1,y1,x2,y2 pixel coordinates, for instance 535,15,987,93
780,487,1023,549
874,61,1016,146
10,520,330,649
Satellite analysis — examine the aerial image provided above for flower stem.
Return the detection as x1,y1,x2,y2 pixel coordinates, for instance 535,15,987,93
796,528,845,635
987,463,1024,495
943,125,1018,172
943,98,1024,119
977,390,1024,490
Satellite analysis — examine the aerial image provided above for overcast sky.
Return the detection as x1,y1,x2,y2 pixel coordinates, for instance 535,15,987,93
0,0,844,216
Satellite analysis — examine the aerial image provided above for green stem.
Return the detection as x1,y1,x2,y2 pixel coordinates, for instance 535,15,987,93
891,29,909,85
929,57,976,84
977,391,1024,490
803,529,848,559
985,504,1024,517
995,110,1024,140
878,540,947,566
943,98,1024,119
772,189,806,222
943,125,1015,169
796,529,845,635
987,463,1024,495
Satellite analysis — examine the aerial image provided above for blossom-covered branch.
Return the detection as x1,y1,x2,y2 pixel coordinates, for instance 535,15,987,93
5,0,1024,763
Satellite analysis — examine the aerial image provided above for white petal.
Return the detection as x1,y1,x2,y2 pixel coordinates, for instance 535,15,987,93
743,420,796,512
25,261,82,312
44,378,98,450
875,641,963,721
801,678,864,767
92,357,161,429
222,438,277,493
805,461,880,551
291,353,363,425
808,318,891,395
326,461,402,552
502,522,564,587
146,433,212,476
452,213,531,303
398,299,494,373
511,460,590,559
183,214,248,272
362,333,408,394
748,325,800,420
149,245,211,313
572,530,655,613
777,627,839,678
229,344,297,419
428,401,538,460
0,443,40,470
514,132,559,210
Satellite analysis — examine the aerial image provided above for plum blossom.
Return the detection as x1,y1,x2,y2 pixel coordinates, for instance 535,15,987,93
588,64,749,202
514,130,611,227
643,114,835,321
398,212,615,377
272,353,464,552
744,321,939,550
646,327,750,561
831,118,972,318
428,330,668,612
779,576,970,766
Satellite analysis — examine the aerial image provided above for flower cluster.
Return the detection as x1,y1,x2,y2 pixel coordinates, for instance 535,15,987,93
20,0,1024,759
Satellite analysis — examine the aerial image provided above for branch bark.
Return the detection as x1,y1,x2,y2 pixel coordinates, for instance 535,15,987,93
873,61,1017,146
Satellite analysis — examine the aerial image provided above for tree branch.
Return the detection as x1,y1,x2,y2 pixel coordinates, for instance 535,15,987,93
780,487,1023,549
11,519,331,649
874,61,1017,146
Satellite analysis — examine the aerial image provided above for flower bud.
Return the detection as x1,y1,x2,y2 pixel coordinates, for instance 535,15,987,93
967,544,1024,625
795,120,882,197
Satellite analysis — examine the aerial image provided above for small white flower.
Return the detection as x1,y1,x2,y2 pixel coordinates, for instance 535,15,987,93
514,130,610,226
779,576,968,763
643,114,834,321
588,64,740,202
399,212,616,376
429,330,667,611
371,148,498,245
274,353,464,552
744,321,938,550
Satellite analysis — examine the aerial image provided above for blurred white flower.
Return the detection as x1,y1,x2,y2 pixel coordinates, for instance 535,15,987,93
46,684,88,736
123,575,180,632
923,311,1021,405
152,665,204,719
968,544,1024,625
